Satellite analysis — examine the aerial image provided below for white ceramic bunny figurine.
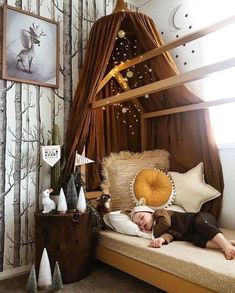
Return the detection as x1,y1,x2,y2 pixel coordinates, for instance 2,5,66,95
42,188,56,213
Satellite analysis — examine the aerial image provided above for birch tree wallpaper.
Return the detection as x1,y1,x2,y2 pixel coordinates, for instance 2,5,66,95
0,0,137,274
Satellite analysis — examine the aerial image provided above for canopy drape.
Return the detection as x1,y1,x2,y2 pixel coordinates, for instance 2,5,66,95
65,11,224,219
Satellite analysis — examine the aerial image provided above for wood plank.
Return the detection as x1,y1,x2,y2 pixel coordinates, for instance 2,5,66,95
114,71,145,113
86,191,102,199
96,15,235,94
92,57,235,109
95,245,214,293
143,97,235,119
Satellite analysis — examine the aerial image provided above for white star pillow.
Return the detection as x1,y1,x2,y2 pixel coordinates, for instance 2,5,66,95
168,162,221,213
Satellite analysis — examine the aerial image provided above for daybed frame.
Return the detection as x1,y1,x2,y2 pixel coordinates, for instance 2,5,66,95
94,245,214,293
86,2,235,292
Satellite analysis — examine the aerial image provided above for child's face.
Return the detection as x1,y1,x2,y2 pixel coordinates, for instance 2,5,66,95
132,212,153,231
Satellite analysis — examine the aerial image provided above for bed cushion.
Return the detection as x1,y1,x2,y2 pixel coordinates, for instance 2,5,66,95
169,162,221,212
131,169,175,209
99,228,235,293
101,150,170,211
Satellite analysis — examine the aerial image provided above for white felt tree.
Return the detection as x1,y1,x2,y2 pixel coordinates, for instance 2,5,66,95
57,188,67,213
76,186,86,213
52,261,63,292
26,264,37,293
38,248,52,289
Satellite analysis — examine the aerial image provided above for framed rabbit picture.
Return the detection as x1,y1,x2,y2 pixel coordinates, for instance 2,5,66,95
2,5,60,88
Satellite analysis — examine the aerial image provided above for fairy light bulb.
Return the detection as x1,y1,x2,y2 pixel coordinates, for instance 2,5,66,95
118,30,126,38
126,71,134,78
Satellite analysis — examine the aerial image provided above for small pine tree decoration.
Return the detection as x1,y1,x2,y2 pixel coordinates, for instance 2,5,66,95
52,261,63,292
66,174,78,211
38,248,52,289
73,169,86,194
26,264,37,293
57,188,67,213
76,186,86,213
86,199,102,241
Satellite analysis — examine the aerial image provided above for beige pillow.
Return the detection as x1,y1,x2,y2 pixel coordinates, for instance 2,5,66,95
101,150,170,211
168,162,221,213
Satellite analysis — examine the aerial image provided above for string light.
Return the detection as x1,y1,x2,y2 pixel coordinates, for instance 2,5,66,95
109,32,155,131
118,30,126,38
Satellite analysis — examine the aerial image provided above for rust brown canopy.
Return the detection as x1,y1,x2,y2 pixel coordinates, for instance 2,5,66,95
65,8,224,218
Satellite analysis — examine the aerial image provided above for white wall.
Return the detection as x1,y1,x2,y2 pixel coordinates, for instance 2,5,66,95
139,0,235,228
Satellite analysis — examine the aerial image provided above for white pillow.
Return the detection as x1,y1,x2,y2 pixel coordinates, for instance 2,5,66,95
168,162,221,213
103,211,152,239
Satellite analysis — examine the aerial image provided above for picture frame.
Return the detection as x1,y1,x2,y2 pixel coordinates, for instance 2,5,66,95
2,5,60,88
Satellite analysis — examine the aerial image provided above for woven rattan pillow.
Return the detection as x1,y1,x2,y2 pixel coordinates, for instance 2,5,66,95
101,150,170,211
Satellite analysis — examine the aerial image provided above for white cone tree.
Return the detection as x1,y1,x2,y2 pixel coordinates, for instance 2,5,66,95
76,186,86,213
57,188,67,213
38,248,52,289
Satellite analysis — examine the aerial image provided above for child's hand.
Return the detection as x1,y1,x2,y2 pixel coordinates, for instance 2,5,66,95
150,237,165,248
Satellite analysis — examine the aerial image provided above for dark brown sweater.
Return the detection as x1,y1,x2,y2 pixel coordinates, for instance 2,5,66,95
153,209,197,243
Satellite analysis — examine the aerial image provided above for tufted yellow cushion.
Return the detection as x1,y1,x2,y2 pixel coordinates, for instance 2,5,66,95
131,169,175,208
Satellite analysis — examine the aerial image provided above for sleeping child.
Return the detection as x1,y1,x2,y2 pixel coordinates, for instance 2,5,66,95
130,205,235,260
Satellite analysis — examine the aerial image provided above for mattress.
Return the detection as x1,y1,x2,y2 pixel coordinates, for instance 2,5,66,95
99,228,235,293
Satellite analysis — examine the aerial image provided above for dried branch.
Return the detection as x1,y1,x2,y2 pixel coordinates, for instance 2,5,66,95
22,124,45,146
59,64,65,76
52,0,63,14
6,232,35,248
55,102,62,117
21,199,33,217
5,251,14,267
72,32,79,58
0,82,15,96
53,89,64,100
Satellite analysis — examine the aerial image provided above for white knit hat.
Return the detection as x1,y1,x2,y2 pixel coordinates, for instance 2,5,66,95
129,205,154,220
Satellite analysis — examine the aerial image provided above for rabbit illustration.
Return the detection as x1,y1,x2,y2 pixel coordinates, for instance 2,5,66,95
42,188,56,213
16,22,46,73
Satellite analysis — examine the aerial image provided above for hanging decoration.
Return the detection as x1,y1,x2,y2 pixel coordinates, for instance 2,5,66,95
42,145,61,167
74,151,94,172
117,29,126,38
109,29,155,133
126,70,134,78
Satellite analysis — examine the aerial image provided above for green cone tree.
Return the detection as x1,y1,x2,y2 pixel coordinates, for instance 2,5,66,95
26,264,37,293
66,174,78,211
52,261,63,292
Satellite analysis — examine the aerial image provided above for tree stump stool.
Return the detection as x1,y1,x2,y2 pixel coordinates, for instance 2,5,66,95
35,212,92,284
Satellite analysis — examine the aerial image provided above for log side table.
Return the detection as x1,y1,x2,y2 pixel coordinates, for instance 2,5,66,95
35,211,92,284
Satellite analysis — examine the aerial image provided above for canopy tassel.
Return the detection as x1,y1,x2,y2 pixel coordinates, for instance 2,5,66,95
113,0,130,13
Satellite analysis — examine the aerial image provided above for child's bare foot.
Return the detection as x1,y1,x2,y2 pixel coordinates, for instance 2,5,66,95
223,243,235,260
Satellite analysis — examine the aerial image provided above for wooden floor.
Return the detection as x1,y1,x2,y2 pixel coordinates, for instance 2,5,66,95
0,260,165,293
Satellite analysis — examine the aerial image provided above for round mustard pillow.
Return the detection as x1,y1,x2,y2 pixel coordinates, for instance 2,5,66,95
131,169,175,208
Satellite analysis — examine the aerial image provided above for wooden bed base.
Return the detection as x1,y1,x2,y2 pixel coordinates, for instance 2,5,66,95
94,244,215,293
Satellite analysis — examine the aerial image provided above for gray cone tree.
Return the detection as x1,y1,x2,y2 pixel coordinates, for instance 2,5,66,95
25,264,37,293
52,261,63,292
66,175,78,211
